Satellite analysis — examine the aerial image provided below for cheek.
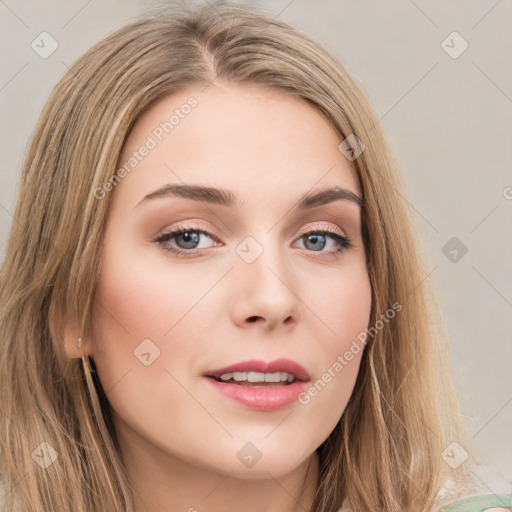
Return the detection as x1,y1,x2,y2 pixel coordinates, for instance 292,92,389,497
89,244,213,449
92,237,219,347
306,255,372,350
298,260,371,417
89,236,199,392
331,269,372,352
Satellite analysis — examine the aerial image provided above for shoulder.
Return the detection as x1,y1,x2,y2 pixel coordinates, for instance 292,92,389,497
436,494,512,511
338,468,512,512
434,468,512,512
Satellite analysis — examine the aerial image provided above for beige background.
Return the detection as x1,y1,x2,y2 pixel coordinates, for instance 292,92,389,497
1,0,510,495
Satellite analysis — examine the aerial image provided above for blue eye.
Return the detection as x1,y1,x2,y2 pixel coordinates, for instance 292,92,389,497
154,226,215,257
154,225,353,258
297,230,353,254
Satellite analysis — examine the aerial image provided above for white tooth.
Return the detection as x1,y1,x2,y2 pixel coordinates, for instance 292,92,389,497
247,372,266,382
223,371,294,383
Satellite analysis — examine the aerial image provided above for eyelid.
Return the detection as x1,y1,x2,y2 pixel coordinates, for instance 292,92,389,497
152,220,218,240
297,221,347,238
153,220,348,244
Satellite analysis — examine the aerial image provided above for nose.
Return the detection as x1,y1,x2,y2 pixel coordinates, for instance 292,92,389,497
229,237,301,330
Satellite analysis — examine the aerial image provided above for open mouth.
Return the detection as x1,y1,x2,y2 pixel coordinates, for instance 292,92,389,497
203,358,310,411
209,371,297,387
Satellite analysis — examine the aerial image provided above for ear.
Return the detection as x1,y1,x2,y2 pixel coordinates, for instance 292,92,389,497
59,311,90,360
49,298,92,360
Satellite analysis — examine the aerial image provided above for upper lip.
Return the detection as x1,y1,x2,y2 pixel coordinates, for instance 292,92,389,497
205,358,310,382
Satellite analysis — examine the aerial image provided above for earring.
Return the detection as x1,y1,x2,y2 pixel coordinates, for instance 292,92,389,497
77,337,83,348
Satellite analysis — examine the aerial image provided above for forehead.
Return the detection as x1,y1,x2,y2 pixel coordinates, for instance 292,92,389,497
113,83,360,212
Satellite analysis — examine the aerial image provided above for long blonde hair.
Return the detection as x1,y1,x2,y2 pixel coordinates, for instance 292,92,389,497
0,2,474,510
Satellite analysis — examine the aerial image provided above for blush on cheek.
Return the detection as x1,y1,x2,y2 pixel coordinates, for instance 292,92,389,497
321,274,372,344
91,246,219,384
94,252,181,339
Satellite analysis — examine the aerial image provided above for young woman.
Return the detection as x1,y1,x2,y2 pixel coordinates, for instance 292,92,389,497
0,2,509,511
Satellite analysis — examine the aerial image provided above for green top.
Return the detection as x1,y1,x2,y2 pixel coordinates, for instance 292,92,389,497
440,494,512,511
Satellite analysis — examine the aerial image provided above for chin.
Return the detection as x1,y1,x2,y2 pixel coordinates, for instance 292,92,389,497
226,459,307,480
225,443,315,480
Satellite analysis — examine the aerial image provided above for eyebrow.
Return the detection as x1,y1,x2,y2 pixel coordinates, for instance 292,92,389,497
135,183,364,210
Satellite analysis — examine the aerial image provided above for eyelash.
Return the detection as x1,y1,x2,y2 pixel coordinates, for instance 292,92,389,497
153,223,353,258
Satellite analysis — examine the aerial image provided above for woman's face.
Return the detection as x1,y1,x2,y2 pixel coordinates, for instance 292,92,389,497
90,83,372,479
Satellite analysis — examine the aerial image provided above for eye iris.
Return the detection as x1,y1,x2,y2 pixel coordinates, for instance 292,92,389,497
304,234,326,251
177,231,200,249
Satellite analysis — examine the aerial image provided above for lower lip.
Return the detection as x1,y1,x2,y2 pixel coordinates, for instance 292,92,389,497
204,377,308,412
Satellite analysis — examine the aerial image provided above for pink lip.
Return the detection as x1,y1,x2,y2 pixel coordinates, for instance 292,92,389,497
203,358,310,412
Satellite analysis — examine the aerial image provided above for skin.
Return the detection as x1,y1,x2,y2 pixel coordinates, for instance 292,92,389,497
65,83,372,512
